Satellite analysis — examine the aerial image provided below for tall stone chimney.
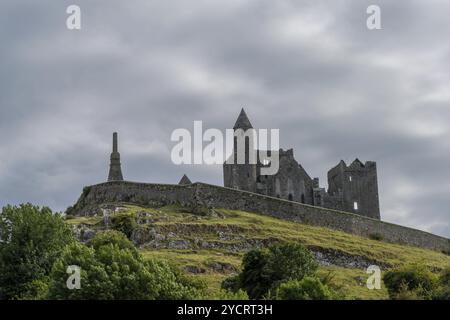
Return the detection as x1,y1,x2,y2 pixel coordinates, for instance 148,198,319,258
107,132,124,181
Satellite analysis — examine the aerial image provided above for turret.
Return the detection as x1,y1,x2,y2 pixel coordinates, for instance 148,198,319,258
223,108,257,192
327,159,380,219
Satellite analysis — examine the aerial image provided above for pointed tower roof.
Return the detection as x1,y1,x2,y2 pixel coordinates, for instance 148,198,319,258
233,108,253,130
178,174,192,185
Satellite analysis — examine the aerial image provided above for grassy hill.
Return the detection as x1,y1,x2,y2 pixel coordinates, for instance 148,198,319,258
66,204,450,300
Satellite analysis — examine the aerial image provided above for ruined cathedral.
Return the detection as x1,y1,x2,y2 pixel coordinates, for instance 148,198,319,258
223,109,381,220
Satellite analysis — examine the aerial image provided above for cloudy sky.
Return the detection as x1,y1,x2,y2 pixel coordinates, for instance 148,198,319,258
1,0,449,237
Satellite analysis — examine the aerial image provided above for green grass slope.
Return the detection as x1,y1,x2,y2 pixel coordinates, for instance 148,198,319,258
67,204,450,300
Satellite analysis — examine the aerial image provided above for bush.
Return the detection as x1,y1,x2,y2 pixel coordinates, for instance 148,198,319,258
383,265,437,300
48,230,202,300
110,212,137,238
19,279,50,300
221,275,241,293
438,266,450,286
0,204,75,299
88,230,136,253
442,242,450,256
223,242,319,299
369,233,383,241
432,286,450,300
432,267,450,300
276,277,335,300
215,289,249,300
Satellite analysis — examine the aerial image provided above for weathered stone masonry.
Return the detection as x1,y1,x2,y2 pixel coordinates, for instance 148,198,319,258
71,180,449,252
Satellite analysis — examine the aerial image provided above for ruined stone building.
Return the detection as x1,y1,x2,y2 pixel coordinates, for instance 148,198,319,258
105,110,380,220
223,109,381,220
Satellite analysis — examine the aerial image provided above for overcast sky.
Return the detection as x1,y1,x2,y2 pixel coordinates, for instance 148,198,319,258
1,0,449,237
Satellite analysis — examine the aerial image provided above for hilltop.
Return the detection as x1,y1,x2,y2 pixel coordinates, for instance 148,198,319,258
66,203,450,300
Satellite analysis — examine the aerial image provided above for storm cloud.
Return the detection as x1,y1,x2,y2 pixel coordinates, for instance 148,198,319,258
0,0,449,236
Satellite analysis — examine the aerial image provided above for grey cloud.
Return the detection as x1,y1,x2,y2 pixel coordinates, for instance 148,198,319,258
0,0,449,237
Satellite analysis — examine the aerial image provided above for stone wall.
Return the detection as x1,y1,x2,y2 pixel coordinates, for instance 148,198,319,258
193,183,448,251
70,181,449,252
70,181,196,215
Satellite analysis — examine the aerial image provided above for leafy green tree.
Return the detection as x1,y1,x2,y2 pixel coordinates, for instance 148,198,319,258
264,243,318,287
223,242,319,299
48,241,114,299
276,277,335,300
48,230,202,299
238,249,271,299
0,204,74,299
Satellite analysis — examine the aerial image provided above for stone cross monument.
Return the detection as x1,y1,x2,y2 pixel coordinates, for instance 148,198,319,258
107,132,124,181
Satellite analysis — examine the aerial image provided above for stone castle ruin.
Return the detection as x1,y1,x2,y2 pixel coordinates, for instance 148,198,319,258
69,111,449,252
224,109,380,220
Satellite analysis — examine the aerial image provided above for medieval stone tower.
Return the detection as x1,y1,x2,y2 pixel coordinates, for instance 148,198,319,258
223,108,257,192
327,160,380,219
107,132,124,181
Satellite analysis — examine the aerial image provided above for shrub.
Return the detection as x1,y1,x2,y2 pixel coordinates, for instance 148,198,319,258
383,265,437,300
88,230,136,253
110,212,137,238
215,289,249,300
221,275,241,293
438,266,450,286
432,286,450,300
0,204,75,300
276,277,335,300
223,242,318,299
18,279,50,300
369,233,383,241
432,266,450,300
442,241,450,256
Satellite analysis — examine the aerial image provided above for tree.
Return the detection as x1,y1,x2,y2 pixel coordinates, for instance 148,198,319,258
0,204,74,299
48,230,202,299
223,242,319,299
238,249,271,299
264,243,318,287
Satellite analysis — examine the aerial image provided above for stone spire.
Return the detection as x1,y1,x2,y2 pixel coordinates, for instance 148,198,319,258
107,132,124,181
233,108,253,131
178,174,192,185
